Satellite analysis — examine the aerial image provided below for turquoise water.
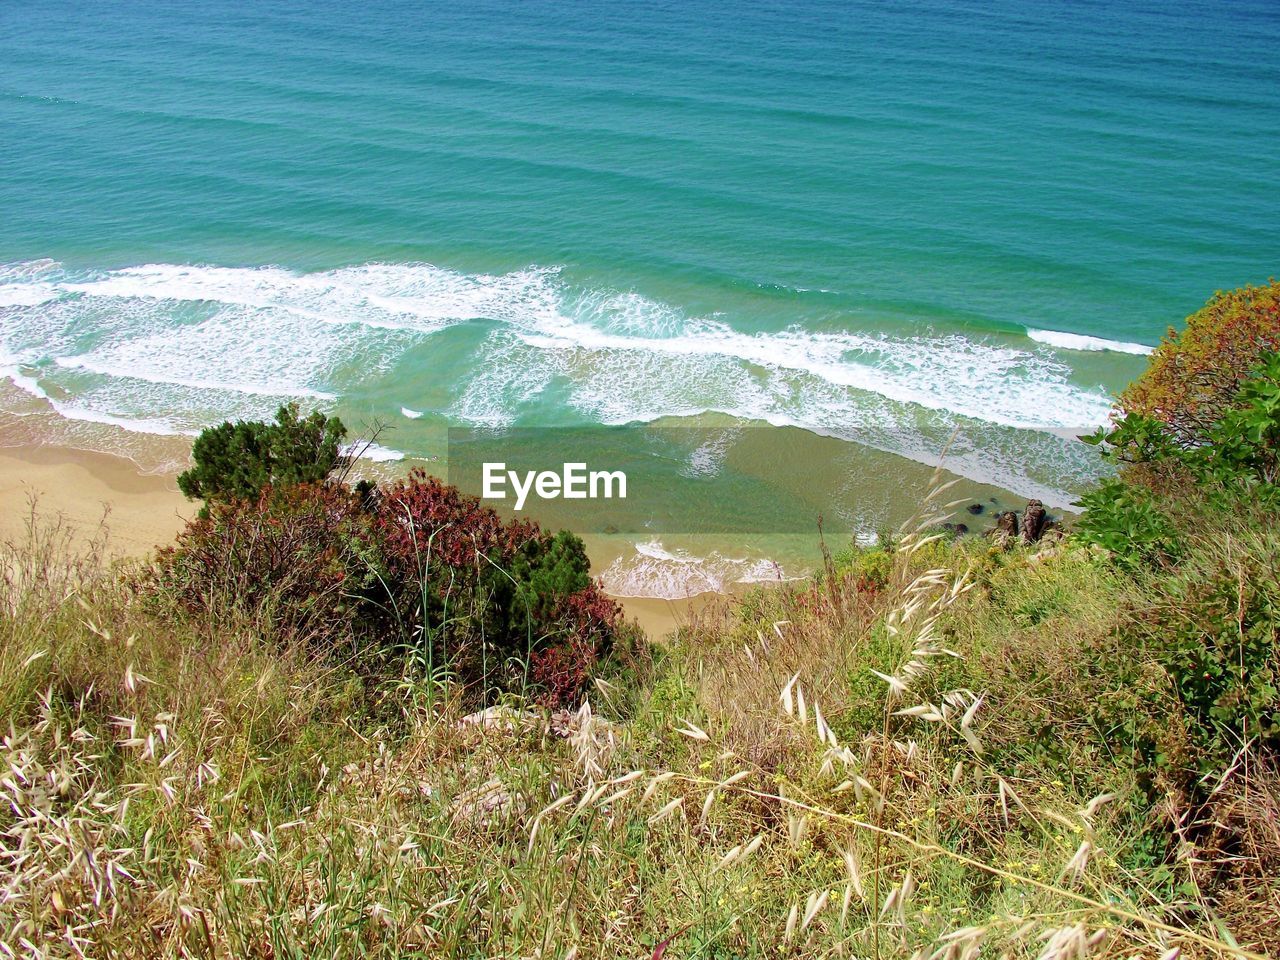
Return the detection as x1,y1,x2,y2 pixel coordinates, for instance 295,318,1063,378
2,0,1279,577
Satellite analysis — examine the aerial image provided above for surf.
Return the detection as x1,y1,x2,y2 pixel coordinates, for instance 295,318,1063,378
1,258,1129,503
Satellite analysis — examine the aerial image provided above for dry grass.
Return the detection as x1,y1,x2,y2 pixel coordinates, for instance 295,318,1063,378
0,494,1275,959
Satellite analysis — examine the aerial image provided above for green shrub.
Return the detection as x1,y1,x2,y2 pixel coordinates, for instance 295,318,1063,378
374,471,619,704
1073,478,1180,569
1077,351,1280,565
1201,351,1280,488
149,470,620,707
177,403,347,511
831,543,895,591
1120,279,1280,448
1129,525,1280,771
1073,340,1280,800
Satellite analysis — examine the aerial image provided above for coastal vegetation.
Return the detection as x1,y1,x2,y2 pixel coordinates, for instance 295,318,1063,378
176,403,349,512
2,283,1279,958
165,459,623,709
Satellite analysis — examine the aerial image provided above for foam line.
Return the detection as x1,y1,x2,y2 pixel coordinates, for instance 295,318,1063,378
600,539,794,599
1,258,1127,502
1027,328,1153,355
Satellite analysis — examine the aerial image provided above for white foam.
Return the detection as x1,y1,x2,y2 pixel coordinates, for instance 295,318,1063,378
343,440,406,462
0,284,57,308
451,330,566,427
601,538,793,599
401,407,424,419
682,428,739,478
41,400,197,437
0,350,51,402
54,353,337,400
517,318,1114,432
2,258,1115,430
0,259,60,283
1027,328,1153,355
0,258,1125,502
54,261,565,334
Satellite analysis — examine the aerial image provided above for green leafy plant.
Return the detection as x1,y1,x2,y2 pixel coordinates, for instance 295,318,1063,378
1201,351,1280,488
1076,351,1280,566
151,468,620,706
177,403,348,511
1073,478,1180,568
1120,279,1280,448
1074,342,1280,803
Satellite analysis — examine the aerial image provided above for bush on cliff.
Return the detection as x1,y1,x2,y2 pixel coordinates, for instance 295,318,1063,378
149,468,620,706
150,482,381,646
1120,278,1280,448
372,470,618,703
177,402,348,511
1078,349,1280,567
1074,337,1280,791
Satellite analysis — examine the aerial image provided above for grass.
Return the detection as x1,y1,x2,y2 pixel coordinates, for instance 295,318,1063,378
1,487,1276,960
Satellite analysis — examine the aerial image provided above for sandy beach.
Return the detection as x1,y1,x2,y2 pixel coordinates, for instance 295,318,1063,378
0,444,193,558
0,441,704,637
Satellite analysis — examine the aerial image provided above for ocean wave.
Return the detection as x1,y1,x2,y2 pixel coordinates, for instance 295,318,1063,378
54,261,564,334
54,353,338,400
0,284,58,309
1,258,1121,502
516,321,1113,431
1026,328,1153,355
38,396,197,438
600,539,794,599
342,440,406,462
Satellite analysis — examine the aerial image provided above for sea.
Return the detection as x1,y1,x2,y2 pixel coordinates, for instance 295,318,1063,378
2,0,1278,596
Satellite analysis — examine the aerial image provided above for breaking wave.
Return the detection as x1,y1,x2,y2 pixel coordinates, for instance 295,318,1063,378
599,539,794,600
1,258,1123,502
1026,328,1153,355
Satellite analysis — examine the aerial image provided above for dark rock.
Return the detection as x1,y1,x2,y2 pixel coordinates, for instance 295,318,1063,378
1039,519,1065,543
1021,500,1047,544
966,503,984,515
990,510,1019,549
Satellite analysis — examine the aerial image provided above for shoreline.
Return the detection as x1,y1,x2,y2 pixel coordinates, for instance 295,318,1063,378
0,441,713,638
